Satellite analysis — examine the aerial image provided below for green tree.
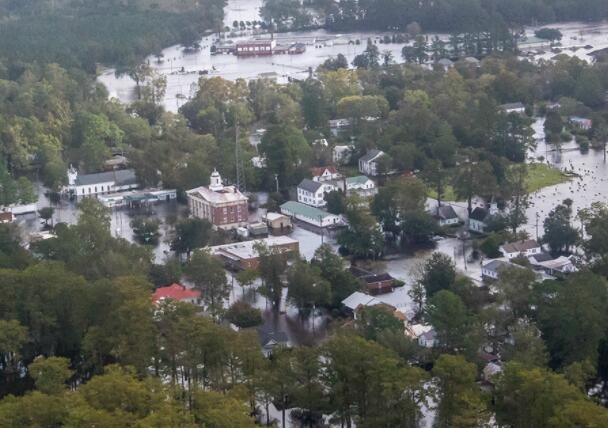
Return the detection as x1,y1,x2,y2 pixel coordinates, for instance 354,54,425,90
452,156,497,215
0,319,28,379
259,125,311,188
171,218,213,260
501,320,548,368
338,195,384,260
495,363,584,428
495,265,537,321
185,250,230,320
549,399,608,427
256,242,290,310
287,259,331,315
313,244,359,307
418,252,456,297
130,216,160,246
426,290,473,351
433,354,490,428
542,199,580,255
192,390,256,428
225,301,262,328
28,357,72,395
357,305,404,341
325,189,347,214
536,272,608,369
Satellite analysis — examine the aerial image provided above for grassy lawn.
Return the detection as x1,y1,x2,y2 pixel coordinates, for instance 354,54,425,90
525,163,570,193
425,163,567,201
428,185,457,201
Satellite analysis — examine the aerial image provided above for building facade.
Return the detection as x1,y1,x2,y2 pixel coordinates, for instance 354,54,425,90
208,236,299,270
358,150,388,177
186,170,249,230
311,166,341,182
66,167,139,197
236,39,276,56
297,179,335,207
280,201,342,228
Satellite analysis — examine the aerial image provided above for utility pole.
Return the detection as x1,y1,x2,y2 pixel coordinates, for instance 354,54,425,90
318,215,324,245
535,212,540,241
274,174,279,193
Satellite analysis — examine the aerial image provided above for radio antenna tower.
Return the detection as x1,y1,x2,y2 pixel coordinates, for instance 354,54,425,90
235,119,246,193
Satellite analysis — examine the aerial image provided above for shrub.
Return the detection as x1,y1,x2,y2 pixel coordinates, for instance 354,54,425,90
480,233,504,258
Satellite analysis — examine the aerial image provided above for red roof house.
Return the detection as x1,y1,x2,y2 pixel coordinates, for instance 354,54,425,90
152,283,201,305
310,166,341,182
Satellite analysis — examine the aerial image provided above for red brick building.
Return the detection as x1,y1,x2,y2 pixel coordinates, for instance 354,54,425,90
186,170,249,230
235,39,276,56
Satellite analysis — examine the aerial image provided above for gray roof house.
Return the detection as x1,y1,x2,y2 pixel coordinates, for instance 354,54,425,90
297,178,335,208
258,329,289,356
436,58,454,70
435,205,460,226
469,207,490,232
500,239,542,259
481,260,518,280
499,102,526,114
359,150,390,177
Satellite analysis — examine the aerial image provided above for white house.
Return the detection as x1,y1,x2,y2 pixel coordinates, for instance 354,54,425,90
345,175,376,197
468,202,498,233
569,116,592,130
406,324,438,348
310,166,341,182
328,118,351,129
297,178,335,207
435,205,460,226
481,260,516,280
280,201,342,228
435,58,454,71
358,150,389,177
66,167,139,197
333,145,353,165
529,255,578,276
500,239,542,259
499,102,526,114
251,156,266,168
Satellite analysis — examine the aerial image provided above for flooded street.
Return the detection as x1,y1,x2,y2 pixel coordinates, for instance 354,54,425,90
15,185,183,264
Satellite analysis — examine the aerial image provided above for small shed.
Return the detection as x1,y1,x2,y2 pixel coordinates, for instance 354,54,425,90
264,212,292,235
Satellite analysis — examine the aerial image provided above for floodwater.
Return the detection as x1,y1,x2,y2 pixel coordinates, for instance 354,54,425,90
97,0,608,112
525,118,608,237
15,188,183,264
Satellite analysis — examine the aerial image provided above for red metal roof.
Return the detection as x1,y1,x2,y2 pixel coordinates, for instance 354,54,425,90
152,283,200,304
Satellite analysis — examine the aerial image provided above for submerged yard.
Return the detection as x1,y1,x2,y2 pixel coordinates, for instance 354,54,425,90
526,163,570,193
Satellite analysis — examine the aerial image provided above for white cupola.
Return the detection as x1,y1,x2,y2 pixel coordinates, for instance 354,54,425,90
209,169,224,192
67,165,78,186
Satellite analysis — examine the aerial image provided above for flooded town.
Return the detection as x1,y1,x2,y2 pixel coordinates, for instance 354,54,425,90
2,0,608,426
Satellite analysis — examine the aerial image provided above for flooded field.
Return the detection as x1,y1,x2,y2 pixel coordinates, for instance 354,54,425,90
97,0,608,111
